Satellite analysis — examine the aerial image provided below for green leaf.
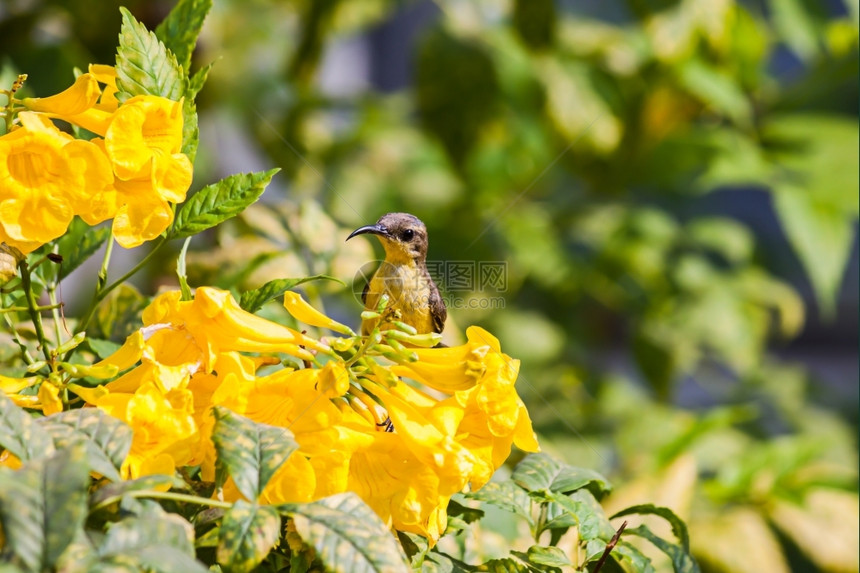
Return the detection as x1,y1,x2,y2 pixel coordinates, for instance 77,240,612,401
396,531,429,569
611,504,691,551
479,557,532,572
181,96,199,162
92,283,148,343
422,551,473,573
767,0,822,60
0,445,89,573
154,0,212,73
446,497,485,525
281,492,410,573
170,169,279,240
678,58,751,126
97,500,208,573
177,237,193,301
37,409,132,483
56,220,110,282
239,275,344,313
464,480,534,527
766,114,859,316
87,338,122,360
188,61,214,100
611,541,657,573
625,525,701,573
522,545,572,568
217,500,281,573
686,218,754,265
549,490,616,542
211,406,299,500
115,7,186,100
512,453,611,497
0,391,55,463
421,549,477,573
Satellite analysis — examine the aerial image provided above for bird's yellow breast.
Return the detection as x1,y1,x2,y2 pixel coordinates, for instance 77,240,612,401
362,259,434,335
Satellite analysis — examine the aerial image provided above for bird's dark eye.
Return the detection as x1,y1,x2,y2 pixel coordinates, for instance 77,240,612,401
401,229,415,241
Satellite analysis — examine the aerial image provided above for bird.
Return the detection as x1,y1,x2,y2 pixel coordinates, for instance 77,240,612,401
346,213,447,337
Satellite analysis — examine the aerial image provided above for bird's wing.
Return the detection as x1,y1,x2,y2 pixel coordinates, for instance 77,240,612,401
361,279,370,306
429,284,447,334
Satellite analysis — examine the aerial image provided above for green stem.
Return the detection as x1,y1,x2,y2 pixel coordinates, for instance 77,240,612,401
344,329,379,368
535,502,547,543
74,236,167,336
18,258,52,362
91,489,232,514
2,306,35,365
0,303,63,313
47,282,63,346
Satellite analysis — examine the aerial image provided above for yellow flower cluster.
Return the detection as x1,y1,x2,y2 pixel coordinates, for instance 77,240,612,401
0,66,191,252
70,287,539,542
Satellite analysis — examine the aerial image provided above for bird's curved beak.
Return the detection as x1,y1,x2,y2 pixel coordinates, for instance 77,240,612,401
346,224,390,241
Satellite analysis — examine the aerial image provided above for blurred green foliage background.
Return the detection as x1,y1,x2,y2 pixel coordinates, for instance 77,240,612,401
2,0,857,571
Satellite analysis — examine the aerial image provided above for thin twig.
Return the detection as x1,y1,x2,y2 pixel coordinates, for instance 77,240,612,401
592,520,628,573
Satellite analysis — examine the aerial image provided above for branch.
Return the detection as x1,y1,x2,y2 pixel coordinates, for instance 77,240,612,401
592,520,628,573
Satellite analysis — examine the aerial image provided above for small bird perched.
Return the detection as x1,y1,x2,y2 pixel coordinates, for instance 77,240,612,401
347,213,447,336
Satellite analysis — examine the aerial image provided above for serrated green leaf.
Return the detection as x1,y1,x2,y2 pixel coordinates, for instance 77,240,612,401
0,445,89,572
37,409,132,482
464,480,534,527
115,7,186,100
171,169,279,240
89,474,179,510
512,453,611,497
188,61,214,100
97,501,208,573
154,0,212,73
181,96,199,162
280,492,410,573
611,504,690,551
217,500,280,573
56,220,110,282
212,406,298,500
239,275,344,313
0,391,55,463
625,525,701,573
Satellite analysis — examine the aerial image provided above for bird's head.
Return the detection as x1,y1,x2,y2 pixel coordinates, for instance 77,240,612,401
346,213,429,263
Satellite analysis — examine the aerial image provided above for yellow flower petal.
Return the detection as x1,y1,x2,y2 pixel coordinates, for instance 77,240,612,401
37,382,63,415
105,95,184,180
88,64,119,112
283,291,355,335
23,73,100,115
0,374,37,394
318,361,350,398
111,184,173,248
